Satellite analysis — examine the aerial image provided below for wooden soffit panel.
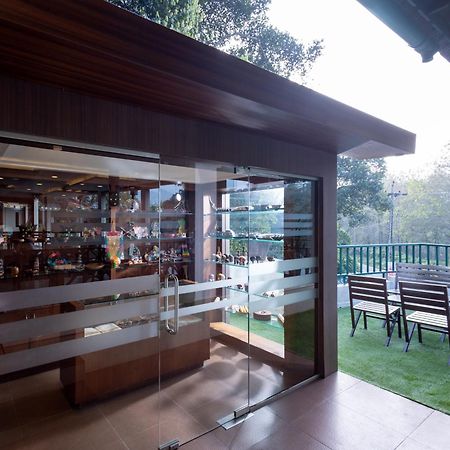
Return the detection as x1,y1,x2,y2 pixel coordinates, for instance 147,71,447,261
0,0,415,157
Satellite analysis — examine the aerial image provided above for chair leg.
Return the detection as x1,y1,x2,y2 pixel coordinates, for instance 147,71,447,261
403,323,416,352
417,324,423,344
363,311,367,329
350,310,362,337
385,314,397,347
397,312,402,339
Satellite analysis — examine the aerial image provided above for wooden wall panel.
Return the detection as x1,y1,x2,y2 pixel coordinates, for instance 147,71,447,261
0,74,338,376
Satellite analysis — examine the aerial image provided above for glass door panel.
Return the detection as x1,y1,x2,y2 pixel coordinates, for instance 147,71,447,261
158,158,250,448
0,140,166,448
245,172,318,403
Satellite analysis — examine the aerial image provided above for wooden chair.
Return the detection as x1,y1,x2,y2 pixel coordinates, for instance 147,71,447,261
348,275,401,346
399,281,450,360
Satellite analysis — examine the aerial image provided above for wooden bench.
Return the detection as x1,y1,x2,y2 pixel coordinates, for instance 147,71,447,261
395,263,450,289
399,281,450,364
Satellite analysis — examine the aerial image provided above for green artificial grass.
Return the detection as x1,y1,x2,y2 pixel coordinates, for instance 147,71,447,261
228,311,316,360
228,313,284,345
338,307,450,415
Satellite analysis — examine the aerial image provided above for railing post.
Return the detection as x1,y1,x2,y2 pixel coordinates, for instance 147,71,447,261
346,247,350,274
435,245,439,266
359,246,363,273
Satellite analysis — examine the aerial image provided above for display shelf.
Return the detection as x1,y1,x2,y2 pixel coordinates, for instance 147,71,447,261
204,259,279,268
204,208,284,216
204,236,284,243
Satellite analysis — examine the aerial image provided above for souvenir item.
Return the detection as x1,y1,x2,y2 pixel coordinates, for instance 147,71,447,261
106,231,123,268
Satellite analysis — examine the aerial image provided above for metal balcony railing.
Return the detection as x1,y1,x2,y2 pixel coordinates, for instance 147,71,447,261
337,243,450,283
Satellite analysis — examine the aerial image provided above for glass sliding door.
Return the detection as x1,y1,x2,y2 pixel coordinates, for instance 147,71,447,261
0,140,166,448
158,158,251,449
245,171,318,402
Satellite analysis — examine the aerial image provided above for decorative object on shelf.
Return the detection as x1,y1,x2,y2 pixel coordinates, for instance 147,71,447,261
223,229,235,238
217,273,225,280
106,231,123,268
47,252,71,270
10,266,19,277
32,256,40,276
128,242,141,261
109,191,120,208
150,221,159,238
132,226,149,240
209,273,215,282
177,219,186,237
18,222,37,242
76,248,83,266
253,310,271,321
181,243,190,258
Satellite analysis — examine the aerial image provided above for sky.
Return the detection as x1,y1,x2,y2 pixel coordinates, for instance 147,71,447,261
269,0,450,176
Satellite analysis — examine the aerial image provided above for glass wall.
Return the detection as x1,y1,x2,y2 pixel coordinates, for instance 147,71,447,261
0,141,318,449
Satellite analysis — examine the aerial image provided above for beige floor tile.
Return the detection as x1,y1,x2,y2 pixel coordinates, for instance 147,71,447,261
248,421,329,450
334,380,433,435
409,410,450,450
294,400,405,450
268,371,360,421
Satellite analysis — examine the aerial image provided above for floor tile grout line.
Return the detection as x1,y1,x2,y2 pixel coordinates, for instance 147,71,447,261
330,395,432,440
392,410,438,450
97,405,131,450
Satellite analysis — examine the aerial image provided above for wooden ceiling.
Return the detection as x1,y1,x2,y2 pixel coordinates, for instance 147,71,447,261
0,0,415,157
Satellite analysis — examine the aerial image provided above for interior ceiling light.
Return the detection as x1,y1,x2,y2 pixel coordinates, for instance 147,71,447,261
26,188,31,191
97,185,103,188
51,175,58,179
80,183,85,186
0,177,3,180
36,182,43,186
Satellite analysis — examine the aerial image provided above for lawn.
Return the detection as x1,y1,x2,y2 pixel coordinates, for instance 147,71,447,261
338,307,450,415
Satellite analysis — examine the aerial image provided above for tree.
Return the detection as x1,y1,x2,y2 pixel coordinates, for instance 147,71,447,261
108,0,202,36
107,0,323,80
337,156,389,232
396,143,450,244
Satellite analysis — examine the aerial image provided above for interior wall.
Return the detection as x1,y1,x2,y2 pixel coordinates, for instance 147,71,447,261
0,73,338,376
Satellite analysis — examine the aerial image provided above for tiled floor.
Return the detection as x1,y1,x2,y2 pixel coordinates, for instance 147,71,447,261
1,343,449,450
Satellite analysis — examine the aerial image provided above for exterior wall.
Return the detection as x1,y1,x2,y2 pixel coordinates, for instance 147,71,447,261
0,74,337,376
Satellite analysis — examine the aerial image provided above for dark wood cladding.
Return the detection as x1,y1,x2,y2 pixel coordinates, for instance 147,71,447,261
0,0,415,155
0,74,335,179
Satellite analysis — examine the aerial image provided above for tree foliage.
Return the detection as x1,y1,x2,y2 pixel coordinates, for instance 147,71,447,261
396,144,450,244
337,156,389,229
107,0,323,79
109,0,202,36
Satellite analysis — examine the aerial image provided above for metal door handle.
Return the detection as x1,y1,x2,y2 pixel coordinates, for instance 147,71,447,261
164,274,179,335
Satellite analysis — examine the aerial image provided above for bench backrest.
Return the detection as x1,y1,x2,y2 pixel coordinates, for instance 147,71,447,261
395,263,450,289
348,275,388,306
399,281,449,318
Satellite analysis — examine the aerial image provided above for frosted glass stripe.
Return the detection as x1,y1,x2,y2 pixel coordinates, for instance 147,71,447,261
0,295,159,343
249,257,317,276
248,288,317,313
249,274,317,294
0,321,158,376
0,274,159,312
161,277,248,297
160,295,248,321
